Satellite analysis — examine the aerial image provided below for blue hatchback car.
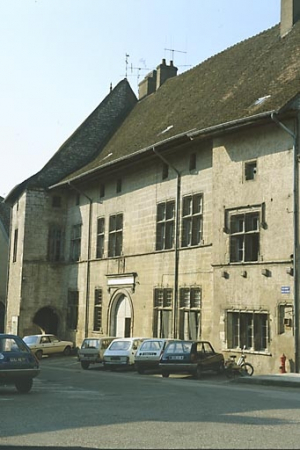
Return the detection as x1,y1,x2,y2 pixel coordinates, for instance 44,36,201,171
0,333,40,393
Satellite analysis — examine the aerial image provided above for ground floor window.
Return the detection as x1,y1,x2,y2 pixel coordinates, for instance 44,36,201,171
178,287,201,340
226,310,269,351
153,288,173,338
93,289,103,332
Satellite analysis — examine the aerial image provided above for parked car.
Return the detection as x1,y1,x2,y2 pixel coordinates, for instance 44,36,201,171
23,334,74,360
78,336,117,370
0,333,40,393
103,337,148,370
134,338,180,374
159,340,225,379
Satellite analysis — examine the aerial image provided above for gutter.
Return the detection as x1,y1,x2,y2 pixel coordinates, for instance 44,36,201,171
48,111,275,191
67,181,93,338
271,112,299,373
152,147,181,339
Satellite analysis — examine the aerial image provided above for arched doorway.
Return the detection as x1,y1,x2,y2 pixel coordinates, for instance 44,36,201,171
110,293,133,337
0,302,5,332
33,307,59,335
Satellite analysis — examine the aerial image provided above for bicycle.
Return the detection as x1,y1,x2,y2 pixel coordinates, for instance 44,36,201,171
224,347,254,378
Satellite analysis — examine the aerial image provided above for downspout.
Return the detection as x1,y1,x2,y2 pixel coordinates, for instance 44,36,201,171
68,181,93,338
152,147,181,338
271,112,299,373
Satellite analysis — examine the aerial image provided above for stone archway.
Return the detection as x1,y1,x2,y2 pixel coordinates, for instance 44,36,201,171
33,307,59,335
110,292,133,337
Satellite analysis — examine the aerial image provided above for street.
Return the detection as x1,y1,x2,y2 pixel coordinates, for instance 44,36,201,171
1,356,300,449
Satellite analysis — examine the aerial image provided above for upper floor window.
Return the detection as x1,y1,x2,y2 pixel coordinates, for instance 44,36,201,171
245,160,257,181
100,184,105,199
162,163,169,180
116,178,122,193
156,200,175,250
96,217,105,259
189,153,196,171
229,211,259,262
70,224,81,262
52,196,61,208
181,194,203,247
108,213,123,257
48,226,64,262
13,229,18,263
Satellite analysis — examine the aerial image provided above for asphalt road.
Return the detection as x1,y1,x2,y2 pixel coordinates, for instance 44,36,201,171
1,356,300,449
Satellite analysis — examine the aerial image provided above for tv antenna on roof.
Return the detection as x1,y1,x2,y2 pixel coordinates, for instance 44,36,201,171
164,48,187,61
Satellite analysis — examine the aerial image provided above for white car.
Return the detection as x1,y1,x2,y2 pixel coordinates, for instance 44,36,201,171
134,338,180,374
103,337,148,370
23,334,74,360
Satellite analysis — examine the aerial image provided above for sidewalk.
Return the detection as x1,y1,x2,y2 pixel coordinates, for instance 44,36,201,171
234,372,300,388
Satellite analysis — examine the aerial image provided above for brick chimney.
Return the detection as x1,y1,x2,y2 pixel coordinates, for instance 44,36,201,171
138,59,178,100
280,0,300,37
156,59,178,90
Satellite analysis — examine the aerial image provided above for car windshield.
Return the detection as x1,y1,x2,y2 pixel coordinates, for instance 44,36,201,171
23,336,38,345
165,342,193,354
140,341,162,351
109,341,131,351
81,339,100,349
0,337,29,353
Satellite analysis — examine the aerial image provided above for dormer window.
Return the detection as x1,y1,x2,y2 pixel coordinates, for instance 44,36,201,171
245,160,257,181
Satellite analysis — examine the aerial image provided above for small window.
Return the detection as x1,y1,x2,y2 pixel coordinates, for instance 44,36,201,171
13,229,18,262
245,161,257,181
96,217,105,259
116,179,122,193
162,163,169,180
52,196,62,208
100,184,105,199
189,153,196,171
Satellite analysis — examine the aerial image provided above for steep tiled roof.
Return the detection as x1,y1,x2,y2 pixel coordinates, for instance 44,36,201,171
0,196,10,235
6,20,300,199
58,22,300,183
5,79,137,202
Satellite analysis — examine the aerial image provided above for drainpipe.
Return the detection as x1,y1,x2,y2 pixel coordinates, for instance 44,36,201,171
271,112,299,373
68,182,93,338
152,147,181,338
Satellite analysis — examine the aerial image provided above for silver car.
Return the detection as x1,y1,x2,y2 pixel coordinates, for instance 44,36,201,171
78,336,117,370
134,338,180,374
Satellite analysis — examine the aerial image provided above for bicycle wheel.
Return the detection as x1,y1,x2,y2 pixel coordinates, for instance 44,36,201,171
225,366,235,379
240,362,254,376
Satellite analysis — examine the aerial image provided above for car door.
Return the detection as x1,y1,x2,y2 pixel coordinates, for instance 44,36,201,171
197,342,219,370
40,335,53,355
49,335,63,353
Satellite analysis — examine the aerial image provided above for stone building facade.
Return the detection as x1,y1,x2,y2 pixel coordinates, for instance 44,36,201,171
4,0,300,374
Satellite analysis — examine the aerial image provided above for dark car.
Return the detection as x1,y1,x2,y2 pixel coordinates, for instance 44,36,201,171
159,340,225,379
0,333,40,393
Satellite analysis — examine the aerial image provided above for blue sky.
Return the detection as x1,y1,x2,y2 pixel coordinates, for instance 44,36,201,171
0,0,280,197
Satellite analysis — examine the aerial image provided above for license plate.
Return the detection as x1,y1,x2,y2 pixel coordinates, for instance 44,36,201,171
9,357,26,362
170,356,184,360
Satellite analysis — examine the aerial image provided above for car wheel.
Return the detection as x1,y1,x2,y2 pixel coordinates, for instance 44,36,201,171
35,350,43,360
81,361,90,370
195,365,202,379
15,378,33,394
63,346,71,356
162,371,169,378
216,362,225,374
